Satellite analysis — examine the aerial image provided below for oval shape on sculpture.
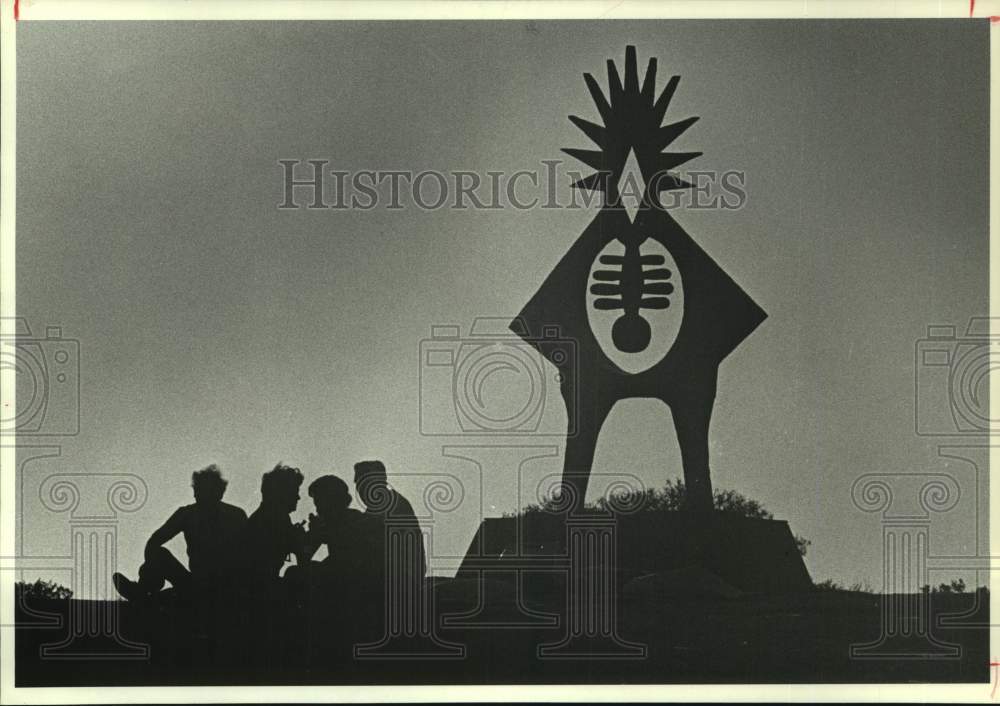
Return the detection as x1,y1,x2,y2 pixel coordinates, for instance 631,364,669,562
586,237,683,375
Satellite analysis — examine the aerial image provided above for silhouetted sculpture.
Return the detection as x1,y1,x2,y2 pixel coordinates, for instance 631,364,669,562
238,463,310,590
113,464,247,601
354,460,426,581
513,46,766,513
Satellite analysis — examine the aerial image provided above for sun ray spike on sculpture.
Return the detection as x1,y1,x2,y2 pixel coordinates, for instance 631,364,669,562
511,46,767,514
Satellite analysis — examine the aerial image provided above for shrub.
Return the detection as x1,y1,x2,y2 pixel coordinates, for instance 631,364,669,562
814,578,843,591
15,579,73,601
815,579,876,593
923,579,970,595
509,479,811,557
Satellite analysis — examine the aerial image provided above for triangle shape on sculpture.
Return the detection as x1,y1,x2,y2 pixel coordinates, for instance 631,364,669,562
617,148,643,223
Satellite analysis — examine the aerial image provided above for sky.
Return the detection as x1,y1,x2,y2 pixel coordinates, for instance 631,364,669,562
13,19,989,596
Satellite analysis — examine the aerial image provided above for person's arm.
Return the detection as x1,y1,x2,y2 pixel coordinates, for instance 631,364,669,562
296,538,320,564
297,513,328,563
144,508,185,559
290,520,318,565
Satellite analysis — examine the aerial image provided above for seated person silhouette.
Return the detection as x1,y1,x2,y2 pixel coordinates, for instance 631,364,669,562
286,475,379,597
113,464,247,601
237,463,310,592
354,460,426,584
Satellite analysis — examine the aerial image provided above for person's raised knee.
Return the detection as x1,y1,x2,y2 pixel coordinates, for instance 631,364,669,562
145,545,173,563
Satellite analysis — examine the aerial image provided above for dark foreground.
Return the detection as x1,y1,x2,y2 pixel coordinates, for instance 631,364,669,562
15,583,989,685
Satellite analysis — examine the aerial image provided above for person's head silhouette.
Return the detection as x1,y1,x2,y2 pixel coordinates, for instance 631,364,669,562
353,460,390,511
191,464,227,506
260,463,303,514
307,475,352,518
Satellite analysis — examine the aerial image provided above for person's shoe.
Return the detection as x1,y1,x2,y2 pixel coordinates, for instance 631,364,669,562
112,572,146,601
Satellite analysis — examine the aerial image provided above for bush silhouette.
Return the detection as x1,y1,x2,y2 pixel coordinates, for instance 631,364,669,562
920,579,970,595
511,479,811,557
15,579,73,601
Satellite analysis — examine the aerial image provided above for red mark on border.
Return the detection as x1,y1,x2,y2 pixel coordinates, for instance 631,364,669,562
991,660,1000,699
13,0,18,21
969,1,998,22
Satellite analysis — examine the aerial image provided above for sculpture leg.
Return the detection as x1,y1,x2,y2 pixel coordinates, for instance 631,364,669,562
670,392,715,514
561,396,613,514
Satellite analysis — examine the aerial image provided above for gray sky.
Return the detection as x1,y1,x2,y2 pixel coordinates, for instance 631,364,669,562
15,20,989,594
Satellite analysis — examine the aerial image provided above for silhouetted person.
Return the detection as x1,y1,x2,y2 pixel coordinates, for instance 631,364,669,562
286,475,380,599
354,460,426,583
237,463,310,591
307,475,376,571
113,464,247,601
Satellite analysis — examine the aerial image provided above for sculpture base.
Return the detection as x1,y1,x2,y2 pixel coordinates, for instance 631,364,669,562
457,511,813,596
